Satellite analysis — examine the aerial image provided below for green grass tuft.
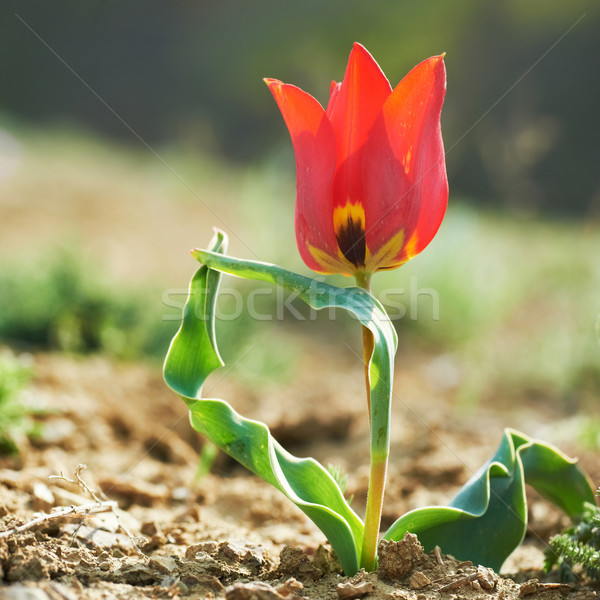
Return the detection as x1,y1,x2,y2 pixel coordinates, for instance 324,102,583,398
0,247,177,360
545,492,600,582
0,351,40,454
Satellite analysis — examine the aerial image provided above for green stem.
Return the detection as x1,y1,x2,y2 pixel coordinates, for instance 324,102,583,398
354,270,387,571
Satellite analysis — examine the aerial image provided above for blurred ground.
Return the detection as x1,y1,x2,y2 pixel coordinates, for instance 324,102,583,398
0,126,599,598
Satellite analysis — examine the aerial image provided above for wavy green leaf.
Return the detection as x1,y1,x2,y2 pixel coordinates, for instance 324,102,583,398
164,231,398,575
384,428,595,570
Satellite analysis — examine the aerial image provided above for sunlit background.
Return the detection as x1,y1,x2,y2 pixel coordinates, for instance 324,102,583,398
1,1,599,451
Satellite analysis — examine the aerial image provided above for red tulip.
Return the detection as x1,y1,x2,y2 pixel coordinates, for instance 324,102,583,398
265,43,448,277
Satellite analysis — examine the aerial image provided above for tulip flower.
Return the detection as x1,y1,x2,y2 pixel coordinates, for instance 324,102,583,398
265,43,448,281
267,44,448,570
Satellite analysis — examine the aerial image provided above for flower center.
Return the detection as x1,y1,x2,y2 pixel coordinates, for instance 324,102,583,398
333,202,366,268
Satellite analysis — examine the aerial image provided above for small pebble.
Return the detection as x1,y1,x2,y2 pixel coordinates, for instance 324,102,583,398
519,578,539,596
336,581,374,600
408,571,431,589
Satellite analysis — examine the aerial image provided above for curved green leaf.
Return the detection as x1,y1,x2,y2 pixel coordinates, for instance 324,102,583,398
384,429,595,571
163,231,226,397
186,398,363,573
519,436,596,518
191,246,397,461
164,231,398,575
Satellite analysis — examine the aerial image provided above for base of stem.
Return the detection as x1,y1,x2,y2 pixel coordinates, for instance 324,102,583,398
360,458,387,571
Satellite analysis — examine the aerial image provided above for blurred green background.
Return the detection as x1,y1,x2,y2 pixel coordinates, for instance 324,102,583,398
0,0,599,438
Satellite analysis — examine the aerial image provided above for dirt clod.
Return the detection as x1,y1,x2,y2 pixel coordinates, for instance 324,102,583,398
225,581,290,600
377,534,426,580
140,520,162,537
277,546,322,581
519,579,540,596
274,578,303,596
478,566,498,591
408,571,431,589
312,544,343,575
186,541,219,559
336,580,374,599
99,477,168,507
149,556,177,574
6,547,55,582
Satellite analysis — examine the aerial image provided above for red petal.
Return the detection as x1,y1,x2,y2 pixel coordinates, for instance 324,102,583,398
326,80,341,118
328,43,392,208
363,55,448,267
265,78,342,273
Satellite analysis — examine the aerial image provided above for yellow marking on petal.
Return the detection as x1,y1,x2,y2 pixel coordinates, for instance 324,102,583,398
403,233,419,261
333,201,366,236
307,243,356,276
364,229,406,272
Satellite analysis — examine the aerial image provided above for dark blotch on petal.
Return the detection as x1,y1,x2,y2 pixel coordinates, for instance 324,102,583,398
336,216,366,268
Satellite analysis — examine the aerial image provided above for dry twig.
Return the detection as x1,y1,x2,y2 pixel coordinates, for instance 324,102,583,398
0,464,146,555
0,500,118,539
49,463,107,503
438,572,481,592
437,567,496,593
